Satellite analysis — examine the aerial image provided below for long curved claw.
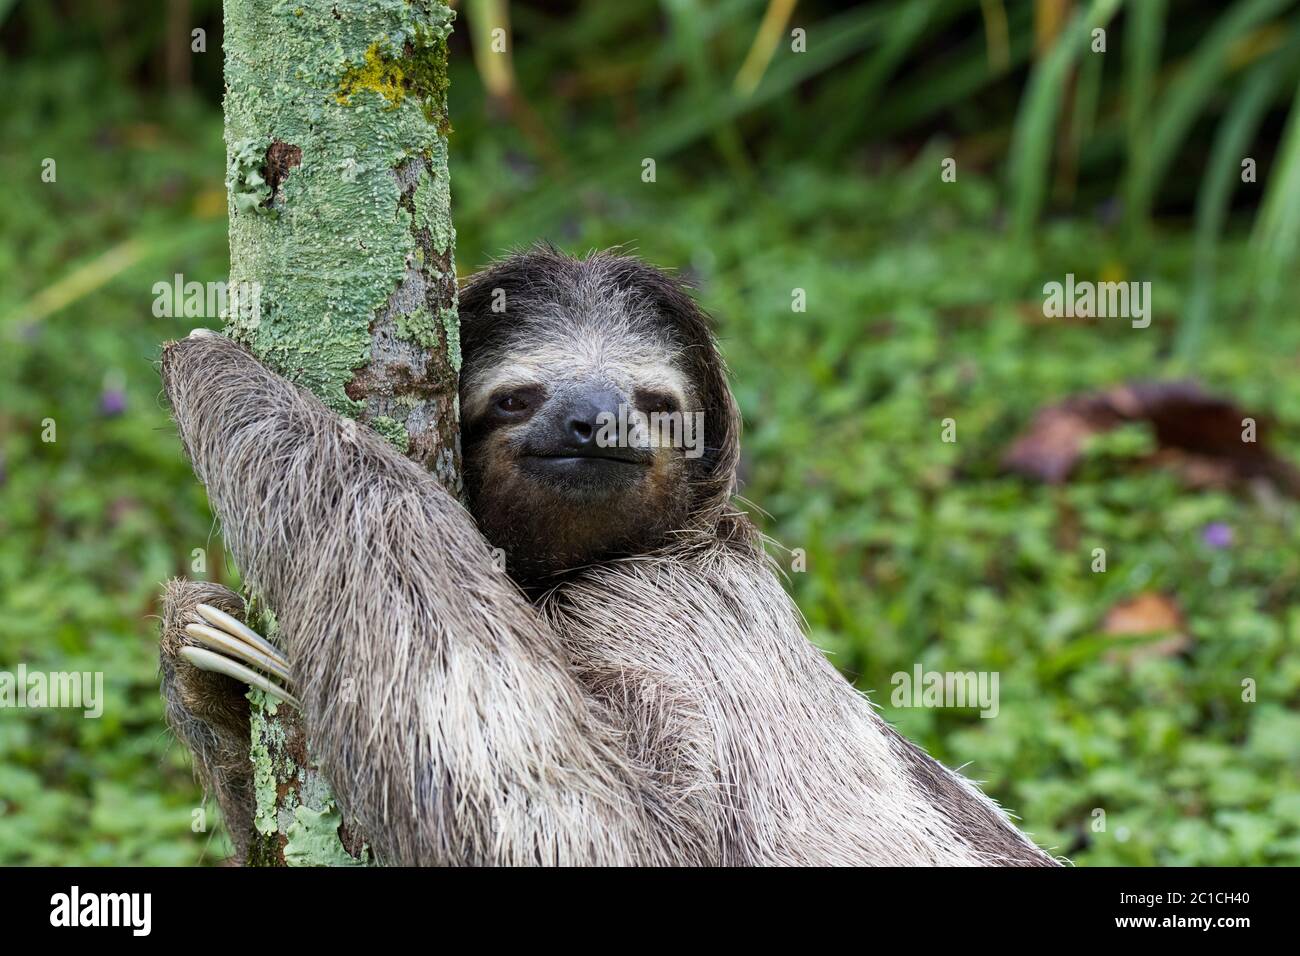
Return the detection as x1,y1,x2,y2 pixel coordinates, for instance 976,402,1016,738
180,604,299,709
195,603,290,668
184,622,293,683
179,646,302,709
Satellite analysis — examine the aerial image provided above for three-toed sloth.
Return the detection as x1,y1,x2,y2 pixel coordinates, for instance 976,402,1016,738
158,247,1056,866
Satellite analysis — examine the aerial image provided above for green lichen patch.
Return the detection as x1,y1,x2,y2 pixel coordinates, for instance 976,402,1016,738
248,689,288,837
335,24,453,134
395,304,439,348
413,141,455,256
370,414,411,452
284,803,373,867
440,306,461,371
227,137,274,217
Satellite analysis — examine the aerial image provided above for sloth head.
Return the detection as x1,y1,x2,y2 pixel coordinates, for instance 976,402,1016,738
458,247,740,582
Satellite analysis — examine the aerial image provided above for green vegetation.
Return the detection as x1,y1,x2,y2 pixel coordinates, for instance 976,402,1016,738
1,0,1298,865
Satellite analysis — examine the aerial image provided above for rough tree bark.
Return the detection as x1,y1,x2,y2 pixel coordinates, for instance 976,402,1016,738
218,0,460,866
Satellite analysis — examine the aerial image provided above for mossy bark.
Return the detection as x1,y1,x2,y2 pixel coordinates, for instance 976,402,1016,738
221,0,460,866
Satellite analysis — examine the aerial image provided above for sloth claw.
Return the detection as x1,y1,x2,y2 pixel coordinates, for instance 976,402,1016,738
184,622,293,683
194,603,290,671
181,608,299,709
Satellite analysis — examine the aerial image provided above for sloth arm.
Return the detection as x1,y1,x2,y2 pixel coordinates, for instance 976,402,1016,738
161,332,707,866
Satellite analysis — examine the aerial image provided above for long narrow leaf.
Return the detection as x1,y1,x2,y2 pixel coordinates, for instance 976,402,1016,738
1252,70,1300,308
1007,0,1124,238
1181,52,1291,356
1130,0,1291,223
1121,0,1166,231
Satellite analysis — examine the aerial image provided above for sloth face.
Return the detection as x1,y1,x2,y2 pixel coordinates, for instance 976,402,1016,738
457,247,736,583
461,329,697,581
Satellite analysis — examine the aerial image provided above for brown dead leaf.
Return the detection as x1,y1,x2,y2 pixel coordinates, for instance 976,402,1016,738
1002,380,1300,494
1102,592,1192,663
1002,397,1123,482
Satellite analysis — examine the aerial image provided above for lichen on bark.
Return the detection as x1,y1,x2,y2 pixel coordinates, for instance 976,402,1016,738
223,0,460,476
244,688,371,867
335,24,453,133
221,0,461,865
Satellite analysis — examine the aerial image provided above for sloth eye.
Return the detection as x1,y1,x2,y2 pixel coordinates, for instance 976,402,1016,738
490,385,544,420
635,389,680,415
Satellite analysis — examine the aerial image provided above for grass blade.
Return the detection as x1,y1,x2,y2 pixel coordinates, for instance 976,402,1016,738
1008,0,1124,239
1181,52,1291,357
1121,0,1166,232
1129,0,1292,223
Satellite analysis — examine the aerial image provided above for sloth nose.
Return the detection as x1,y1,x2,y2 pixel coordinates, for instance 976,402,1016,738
562,387,623,448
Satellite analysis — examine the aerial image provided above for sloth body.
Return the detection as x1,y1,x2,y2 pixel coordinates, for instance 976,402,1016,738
159,249,1054,866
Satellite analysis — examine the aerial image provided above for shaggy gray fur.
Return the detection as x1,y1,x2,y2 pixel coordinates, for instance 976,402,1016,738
160,323,1056,866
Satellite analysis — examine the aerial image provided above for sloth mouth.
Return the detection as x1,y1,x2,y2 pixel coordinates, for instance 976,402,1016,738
518,450,650,491
524,451,649,466
520,444,653,466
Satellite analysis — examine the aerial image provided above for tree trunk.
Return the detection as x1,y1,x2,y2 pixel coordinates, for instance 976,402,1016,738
220,0,460,866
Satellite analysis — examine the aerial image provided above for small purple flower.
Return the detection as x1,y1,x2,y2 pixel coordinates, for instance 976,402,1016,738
1202,522,1234,550
99,389,127,417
